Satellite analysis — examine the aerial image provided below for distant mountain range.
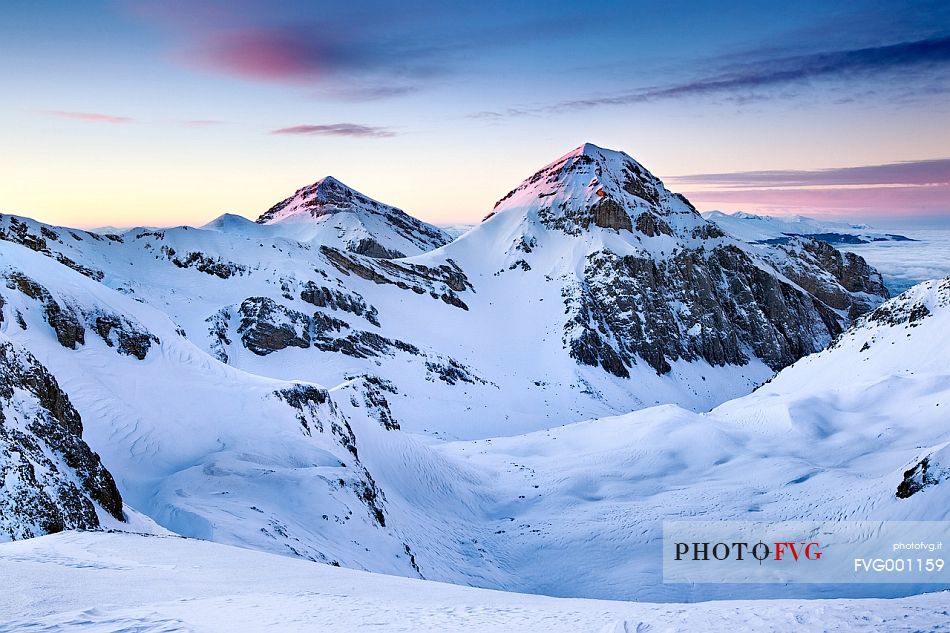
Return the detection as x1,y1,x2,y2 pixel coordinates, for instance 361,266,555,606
703,210,915,245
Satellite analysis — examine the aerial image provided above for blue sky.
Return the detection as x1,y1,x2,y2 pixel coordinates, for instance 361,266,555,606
1,0,949,227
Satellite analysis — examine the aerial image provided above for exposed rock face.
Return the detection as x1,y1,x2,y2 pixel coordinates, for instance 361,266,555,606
350,238,405,259
234,296,420,359
256,176,451,258
485,143,888,377
5,271,85,349
767,238,889,319
311,313,420,359
896,453,947,499
237,297,311,355
634,212,672,237
4,271,161,359
344,374,400,431
206,308,232,363
0,339,123,540
0,215,105,281
272,383,387,526
93,314,160,360
566,246,843,376
275,385,341,439
864,277,948,328
591,198,632,231
321,246,471,310
166,248,247,279
425,358,486,385
299,282,380,327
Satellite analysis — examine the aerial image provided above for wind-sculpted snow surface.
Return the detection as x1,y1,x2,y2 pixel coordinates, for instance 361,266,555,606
3,532,950,633
351,277,950,600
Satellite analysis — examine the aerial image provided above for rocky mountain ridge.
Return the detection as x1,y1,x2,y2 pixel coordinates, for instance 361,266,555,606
0,144,889,434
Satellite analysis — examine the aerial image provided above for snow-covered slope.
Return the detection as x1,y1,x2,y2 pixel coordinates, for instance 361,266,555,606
250,176,451,258
704,210,913,244
0,240,423,574
3,532,948,633
333,275,948,600
0,242,942,601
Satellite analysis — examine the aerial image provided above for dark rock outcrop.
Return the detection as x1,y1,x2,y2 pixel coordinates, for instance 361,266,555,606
0,339,123,540
206,308,232,363
300,282,380,327
93,314,160,360
896,456,943,499
167,248,247,279
768,238,889,319
235,296,419,359
5,272,85,349
425,358,486,385
274,383,359,458
865,278,948,328
566,245,845,376
346,374,400,431
351,238,405,259
273,382,387,527
237,297,311,355
4,272,161,359
0,216,105,281
635,212,673,237
321,246,471,310
591,198,632,231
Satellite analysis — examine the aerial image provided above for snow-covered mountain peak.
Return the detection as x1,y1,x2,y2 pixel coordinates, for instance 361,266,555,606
201,213,258,233
257,176,382,224
483,143,705,240
249,176,451,258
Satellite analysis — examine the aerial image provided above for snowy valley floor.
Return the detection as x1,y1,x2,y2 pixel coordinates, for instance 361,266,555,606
2,532,949,633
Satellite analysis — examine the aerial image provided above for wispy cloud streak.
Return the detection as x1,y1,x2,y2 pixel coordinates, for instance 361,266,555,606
480,35,950,117
45,110,134,124
669,158,950,188
270,123,394,138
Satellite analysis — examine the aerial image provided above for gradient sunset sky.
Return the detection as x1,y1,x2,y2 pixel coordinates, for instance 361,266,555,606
2,0,949,228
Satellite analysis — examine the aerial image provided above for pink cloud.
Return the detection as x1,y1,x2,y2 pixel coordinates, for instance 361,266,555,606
682,185,950,217
184,27,335,83
45,110,134,124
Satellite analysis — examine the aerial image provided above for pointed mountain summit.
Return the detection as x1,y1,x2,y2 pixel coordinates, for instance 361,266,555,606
485,142,705,238
444,142,889,377
256,176,451,258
